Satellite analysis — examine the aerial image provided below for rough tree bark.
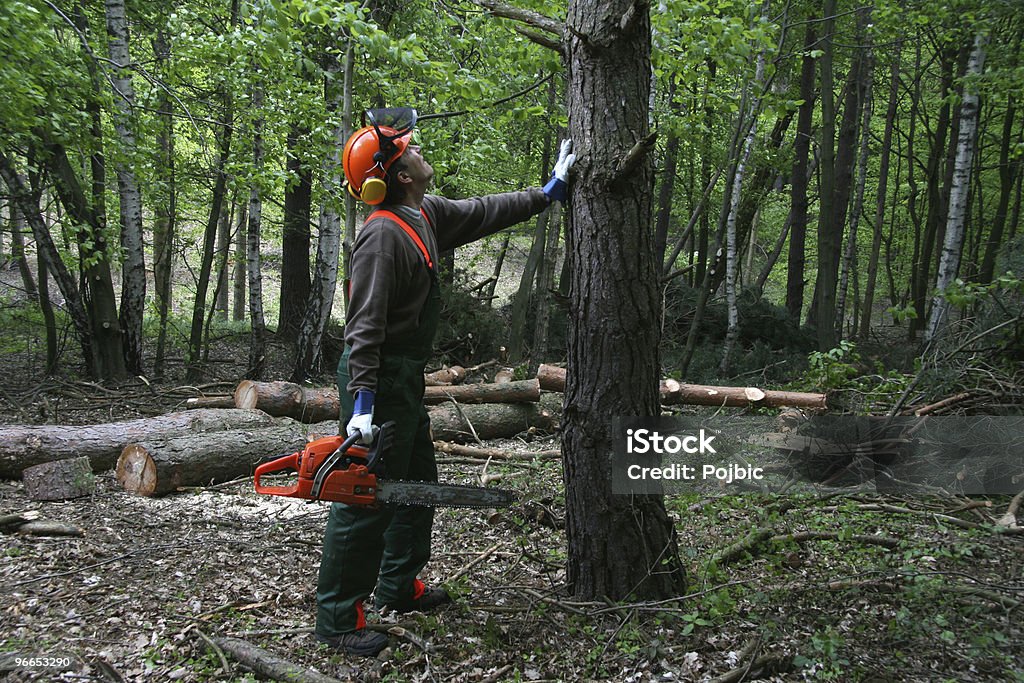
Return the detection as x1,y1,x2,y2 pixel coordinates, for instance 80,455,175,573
278,126,313,342
927,34,987,341
563,0,686,599
105,0,146,376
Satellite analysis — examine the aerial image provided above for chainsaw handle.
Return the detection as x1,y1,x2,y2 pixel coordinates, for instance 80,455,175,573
254,452,301,496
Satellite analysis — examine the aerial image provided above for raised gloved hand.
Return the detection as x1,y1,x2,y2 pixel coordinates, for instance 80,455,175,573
346,389,377,445
542,139,576,202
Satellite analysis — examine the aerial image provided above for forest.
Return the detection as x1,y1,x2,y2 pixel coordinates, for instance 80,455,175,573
1,0,1022,681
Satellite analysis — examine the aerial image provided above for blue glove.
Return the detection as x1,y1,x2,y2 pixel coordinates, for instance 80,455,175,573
346,389,376,445
542,139,576,202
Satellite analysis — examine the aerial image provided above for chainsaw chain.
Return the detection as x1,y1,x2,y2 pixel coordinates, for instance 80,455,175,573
378,479,514,509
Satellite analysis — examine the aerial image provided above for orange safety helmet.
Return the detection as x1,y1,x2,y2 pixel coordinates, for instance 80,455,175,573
343,108,417,205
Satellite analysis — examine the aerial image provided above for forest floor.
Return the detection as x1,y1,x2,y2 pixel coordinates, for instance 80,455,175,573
0,266,1022,682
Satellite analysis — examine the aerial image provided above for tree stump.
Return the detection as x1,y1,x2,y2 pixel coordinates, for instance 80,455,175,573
22,457,95,501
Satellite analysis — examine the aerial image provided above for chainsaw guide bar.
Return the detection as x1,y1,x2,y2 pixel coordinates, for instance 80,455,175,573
254,422,515,509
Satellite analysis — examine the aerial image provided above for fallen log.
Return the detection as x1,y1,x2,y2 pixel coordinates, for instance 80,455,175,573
0,409,278,479
207,637,350,683
185,396,236,409
425,365,467,386
433,441,560,461
116,419,336,497
234,380,338,423
535,364,827,410
428,393,560,442
424,379,540,405
22,456,95,501
234,378,544,423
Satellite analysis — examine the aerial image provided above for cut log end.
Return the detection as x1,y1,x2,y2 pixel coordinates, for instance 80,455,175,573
234,380,259,410
116,444,160,497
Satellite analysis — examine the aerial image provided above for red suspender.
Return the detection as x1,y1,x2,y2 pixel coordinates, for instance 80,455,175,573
366,209,434,271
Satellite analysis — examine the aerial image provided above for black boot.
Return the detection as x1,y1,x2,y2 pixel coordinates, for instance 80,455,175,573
314,630,389,657
379,586,452,614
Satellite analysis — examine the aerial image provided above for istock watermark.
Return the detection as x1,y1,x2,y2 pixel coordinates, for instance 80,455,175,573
612,415,1024,496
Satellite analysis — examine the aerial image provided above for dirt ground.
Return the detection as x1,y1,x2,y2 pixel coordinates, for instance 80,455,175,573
0,267,1022,682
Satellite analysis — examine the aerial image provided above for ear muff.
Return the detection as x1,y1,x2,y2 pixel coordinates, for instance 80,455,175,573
360,177,388,205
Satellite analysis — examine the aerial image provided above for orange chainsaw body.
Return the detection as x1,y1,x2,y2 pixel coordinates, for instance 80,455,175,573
254,435,380,507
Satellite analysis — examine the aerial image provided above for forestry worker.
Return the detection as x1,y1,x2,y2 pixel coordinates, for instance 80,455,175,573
315,107,575,657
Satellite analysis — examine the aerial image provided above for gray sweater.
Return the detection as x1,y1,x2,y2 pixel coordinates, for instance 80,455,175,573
345,188,550,394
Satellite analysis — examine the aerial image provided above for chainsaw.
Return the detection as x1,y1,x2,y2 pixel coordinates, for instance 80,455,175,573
254,421,514,508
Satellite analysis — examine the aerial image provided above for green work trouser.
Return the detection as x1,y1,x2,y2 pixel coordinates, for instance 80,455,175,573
315,347,438,636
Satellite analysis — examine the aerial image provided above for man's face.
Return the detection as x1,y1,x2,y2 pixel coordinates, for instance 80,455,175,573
401,144,434,187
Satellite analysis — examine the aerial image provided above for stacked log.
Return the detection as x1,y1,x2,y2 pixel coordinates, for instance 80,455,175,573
0,408,277,479
536,364,827,410
116,419,337,497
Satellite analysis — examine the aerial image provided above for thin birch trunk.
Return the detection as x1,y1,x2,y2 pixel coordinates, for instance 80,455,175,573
292,40,349,381
720,20,766,375
105,0,146,375
247,82,267,379
926,34,987,341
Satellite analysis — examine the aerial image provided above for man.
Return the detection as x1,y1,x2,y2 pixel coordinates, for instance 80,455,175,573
316,107,575,657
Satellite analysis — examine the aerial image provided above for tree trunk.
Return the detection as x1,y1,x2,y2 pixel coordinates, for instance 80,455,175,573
247,82,268,380
532,201,562,373
509,118,554,362
564,0,686,600
186,0,238,381
813,0,838,350
978,94,1017,284
927,34,987,341
786,26,815,320
232,201,248,321
279,126,313,342
117,420,335,496
292,43,347,381
837,20,874,337
0,409,277,479
654,79,680,274
860,52,901,338
910,47,956,336
214,201,232,319
720,40,766,375
36,247,58,375
105,0,146,376
152,29,176,379
8,200,36,298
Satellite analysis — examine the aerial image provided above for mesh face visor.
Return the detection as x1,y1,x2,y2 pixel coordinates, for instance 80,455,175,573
366,107,417,160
